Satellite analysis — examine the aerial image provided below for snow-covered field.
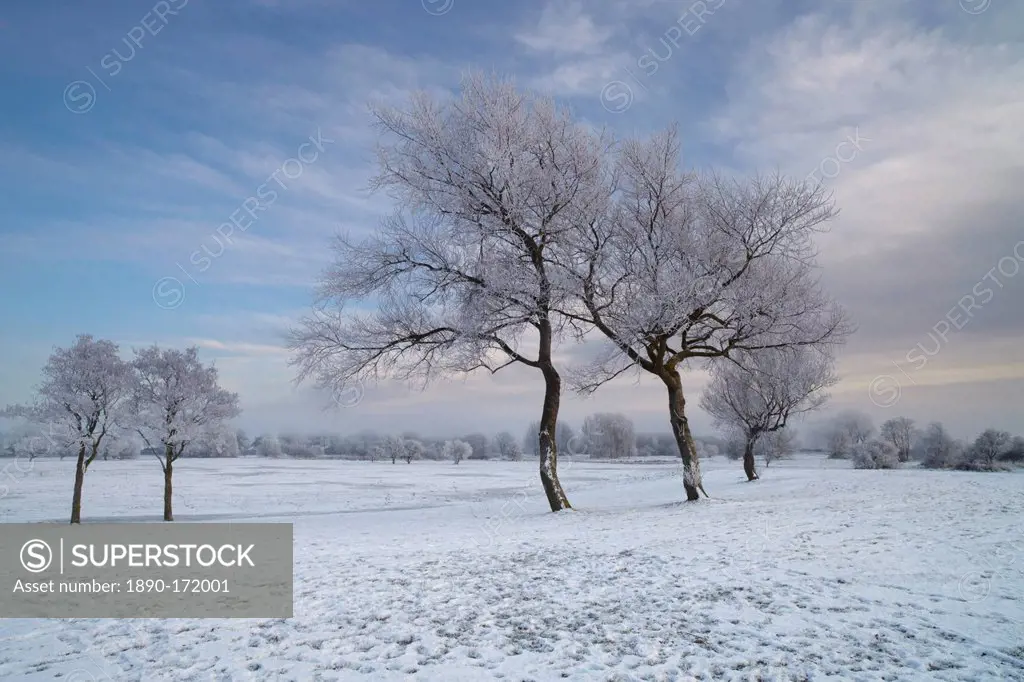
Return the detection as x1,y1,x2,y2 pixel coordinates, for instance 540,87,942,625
1,454,1022,681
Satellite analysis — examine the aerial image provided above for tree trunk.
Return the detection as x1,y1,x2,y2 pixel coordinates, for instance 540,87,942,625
163,447,174,521
743,437,759,481
538,365,572,511
663,369,707,501
70,443,86,524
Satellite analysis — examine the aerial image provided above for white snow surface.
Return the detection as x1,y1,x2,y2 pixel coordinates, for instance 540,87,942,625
1,454,1022,681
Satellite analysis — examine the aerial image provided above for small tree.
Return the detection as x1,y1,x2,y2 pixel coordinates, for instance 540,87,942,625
131,346,240,521
443,439,472,464
580,413,637,459
4,335,131,524
207,426,241,458
492,431,522,460
462,433,489,461
963,428,1012,471
403,438,423,464
851,439,899,469
824,410,874,459
383,435,405,464
916,422,962,469
879,417,916,463
701,346,836,481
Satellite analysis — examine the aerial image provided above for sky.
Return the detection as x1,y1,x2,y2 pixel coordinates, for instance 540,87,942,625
0,0,1022,442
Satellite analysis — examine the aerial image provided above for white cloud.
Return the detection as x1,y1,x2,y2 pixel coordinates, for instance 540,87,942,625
515,1,613,55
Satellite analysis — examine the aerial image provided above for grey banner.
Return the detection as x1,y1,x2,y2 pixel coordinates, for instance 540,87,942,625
0,523,292,618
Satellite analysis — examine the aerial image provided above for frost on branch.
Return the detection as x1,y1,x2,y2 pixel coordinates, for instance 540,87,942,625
131,345,241,467
559,126,852,499
2,334,132,523
700,346,837,479
289,73,608,511
130,345,240,521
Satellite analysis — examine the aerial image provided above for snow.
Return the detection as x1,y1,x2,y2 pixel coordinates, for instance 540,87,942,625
1,454,1022,680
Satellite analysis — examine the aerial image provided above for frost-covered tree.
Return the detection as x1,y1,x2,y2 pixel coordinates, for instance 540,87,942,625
851,439,899,469
700,346,836,481
443,439,472,465
492,431,522,460
4,335,131,523
916,422,962,469
207,426,241,458
964,428,1012,470
131,346,240,521
462,433,489,460
382,435,405,464
403,438,423,464
581,413,637,459
561,128,849,499
823,410,874,459
879,417,916,463
289,74,608,511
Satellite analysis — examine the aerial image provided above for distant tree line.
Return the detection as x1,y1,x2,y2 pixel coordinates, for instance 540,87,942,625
816,410,1024,471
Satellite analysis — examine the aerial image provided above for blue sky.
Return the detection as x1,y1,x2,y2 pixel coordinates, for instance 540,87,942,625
1,0,1022,440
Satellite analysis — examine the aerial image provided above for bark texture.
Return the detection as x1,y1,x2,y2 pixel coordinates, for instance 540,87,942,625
538,365,572,511
163,444,175,521
70,444,86,524
743,437,760,481
663,370,707,501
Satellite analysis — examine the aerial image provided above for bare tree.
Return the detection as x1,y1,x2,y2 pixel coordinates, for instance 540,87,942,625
289,74,607,512
383,435,405,464
462,433,489,460
443,439,472,464
492,431,522,460
879,417,916,463
131,346,240,521
562,128,850,500
700,346,836,481
823,410,874,458
580,413,637,459
965,428,1012,470
4,335,130,524
403,438,423,464
916,422,963,468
